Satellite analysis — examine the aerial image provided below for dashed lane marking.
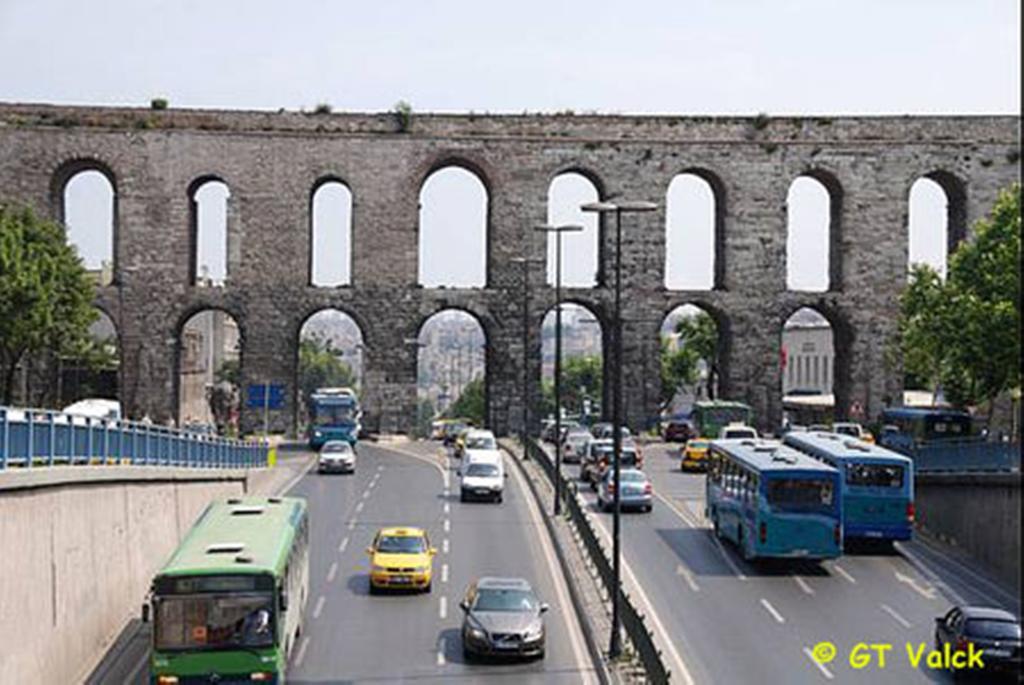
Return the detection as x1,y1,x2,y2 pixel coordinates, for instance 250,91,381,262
439,596,447,619
804,646,834,680
436,637,447,666
442,538,450,555
881,603,913,629
327,562,338,584
832,564,857,585
355,501,364,513
442,564,449,584
443,519,450,533
295,636,310,668
347,519,357,531
312,596,325,619
676,564,700,592
338,537,349,553
760,598,785,624
794,576,815,595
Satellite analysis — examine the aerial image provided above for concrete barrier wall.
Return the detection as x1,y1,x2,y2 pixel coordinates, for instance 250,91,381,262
915,472,1022,592
0,467,248,684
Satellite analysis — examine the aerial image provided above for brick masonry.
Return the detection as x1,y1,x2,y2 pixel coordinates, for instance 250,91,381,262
0,103,1018,435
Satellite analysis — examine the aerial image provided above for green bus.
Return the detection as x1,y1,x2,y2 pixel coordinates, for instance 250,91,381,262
692,400,753,439
146,496,309,684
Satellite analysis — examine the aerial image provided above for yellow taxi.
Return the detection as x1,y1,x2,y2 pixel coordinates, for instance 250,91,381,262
367,527,436,593
681,438,710,472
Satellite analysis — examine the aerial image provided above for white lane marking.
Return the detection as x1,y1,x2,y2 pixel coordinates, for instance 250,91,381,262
312,595,325,619
760,598,785,624
898,541,1005,607
347,519,357,530
803,646,835,680
794,576,815,595
362,490,371,499
709,533,749,581
327,562,338,584
355,501,364,513
443,519,450,533
338,537,349,553
436,637,447,666
655,491,700,528
125,642,150,684
295,636,310,667
894,570,938,600
277,454,319,495
833,564,857,584
676,564,700,592
507,448,601,685
443,502,450,514
442,538,450,555
881,603,913,629
377,465,384,472
439,596,447,619
441,564,449,584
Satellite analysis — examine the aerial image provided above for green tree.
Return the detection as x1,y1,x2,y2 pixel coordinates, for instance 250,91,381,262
0,203,97,404
660,310,719,406
414,397,437,437
445,377,485,425
899,183,1021,413
660,336,699,408
539,355,603,419
297,335,356,414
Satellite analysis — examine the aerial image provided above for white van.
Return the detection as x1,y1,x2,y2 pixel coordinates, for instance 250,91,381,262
719,423,758,440
459,451,505,503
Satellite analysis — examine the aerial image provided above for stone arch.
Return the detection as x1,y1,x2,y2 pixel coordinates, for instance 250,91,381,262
415,307,490,429
779,303,850,426
309,177,353,287
660,301,731,409
907,170,968,278
786,169,843,292
540,300,606,423
51,158,119,286
664,168,726,291
294,307,366,433
546,169,603,288
187,175,231,287
418,162,490,288
175,306,244,429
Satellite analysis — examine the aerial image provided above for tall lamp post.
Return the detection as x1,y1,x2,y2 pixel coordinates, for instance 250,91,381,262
534,223,583,516
510,256,544,458
581,199,657,658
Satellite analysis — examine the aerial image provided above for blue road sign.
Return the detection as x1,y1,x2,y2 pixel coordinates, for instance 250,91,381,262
247,384,285,409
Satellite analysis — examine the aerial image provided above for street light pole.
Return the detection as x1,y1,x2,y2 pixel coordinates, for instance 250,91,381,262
535,224,583,516
582,199,657,659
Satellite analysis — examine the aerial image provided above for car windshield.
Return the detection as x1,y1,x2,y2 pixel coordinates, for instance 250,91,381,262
723,429,755,438
965,620,1021,639
312,404,356,427
154,594,275,651
466,436,496,450
689,440,709,449
473,588,538,613
766,478,834,511
620,471,646,483
322,443,351,453
846,463,904,488
465,463,500,477
377,535,426,554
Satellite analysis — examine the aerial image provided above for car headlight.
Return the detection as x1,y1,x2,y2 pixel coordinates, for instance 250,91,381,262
469,626,487,640
314,430,322,437
525,624,544,641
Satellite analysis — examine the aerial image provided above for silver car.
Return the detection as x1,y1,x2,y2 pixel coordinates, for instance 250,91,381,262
460,577,548,660
318,440,355,474
561,427,591,464
597,468,653,513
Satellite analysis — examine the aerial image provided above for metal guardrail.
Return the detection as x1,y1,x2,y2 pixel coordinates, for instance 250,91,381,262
1,406,268,470
883,437,1021,473
527,438,671,683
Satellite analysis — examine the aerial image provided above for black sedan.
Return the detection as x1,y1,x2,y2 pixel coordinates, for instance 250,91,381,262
460,577,547,661
934,605,1021,678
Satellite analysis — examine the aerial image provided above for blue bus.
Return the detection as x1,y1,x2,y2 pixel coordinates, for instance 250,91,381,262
706,439,842,561
308,388,361,449
783,431,914,543
878,407,972,453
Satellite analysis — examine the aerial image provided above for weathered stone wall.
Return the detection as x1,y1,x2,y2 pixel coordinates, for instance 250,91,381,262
0,103,1018,434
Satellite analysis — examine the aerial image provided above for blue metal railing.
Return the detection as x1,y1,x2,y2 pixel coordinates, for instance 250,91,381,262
0,406,268,470
884,436,1021,473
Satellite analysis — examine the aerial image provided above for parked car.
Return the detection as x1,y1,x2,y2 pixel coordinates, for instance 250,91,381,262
597,468,653,512
318,440,356,474
561,426,592,464
662,419,693,443
460,577,547,660
934,605,1021,677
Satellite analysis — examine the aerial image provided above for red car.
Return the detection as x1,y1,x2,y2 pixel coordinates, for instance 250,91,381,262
662,420,693,443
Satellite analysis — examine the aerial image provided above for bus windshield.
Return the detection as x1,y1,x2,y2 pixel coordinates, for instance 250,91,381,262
154,593,275,651
766,478,834,512
312,403,356,427
846,462,904,488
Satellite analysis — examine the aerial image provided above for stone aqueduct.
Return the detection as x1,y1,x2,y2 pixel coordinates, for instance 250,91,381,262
0,103,1018,435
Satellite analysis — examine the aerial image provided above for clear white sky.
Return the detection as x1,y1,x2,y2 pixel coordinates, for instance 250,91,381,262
4,0,1018,289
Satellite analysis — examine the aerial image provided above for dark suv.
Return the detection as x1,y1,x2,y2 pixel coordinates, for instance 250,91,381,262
934,605,1021,677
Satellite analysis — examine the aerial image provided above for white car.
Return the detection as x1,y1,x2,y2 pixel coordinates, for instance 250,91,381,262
318,440,356,474
719,423,758,440
459,451,505,503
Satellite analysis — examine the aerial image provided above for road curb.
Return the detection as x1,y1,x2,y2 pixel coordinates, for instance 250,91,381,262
501,440,619,685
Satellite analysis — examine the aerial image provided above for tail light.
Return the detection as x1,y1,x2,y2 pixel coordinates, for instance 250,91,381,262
759,522,767,544
833,523,841,546
644,483,653,494
607,482,616,493
157,678,180,685
906,502,915,522
250,674,274,682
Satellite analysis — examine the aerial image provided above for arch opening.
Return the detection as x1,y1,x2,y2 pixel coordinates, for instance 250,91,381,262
63,169,115,286
418,167,488,288
540,303,604,424
665,174,716,290
659,304,723,418
296,308,364,433
177,309,240,433
546,172,601,288
908,173,965,280
416,310,487,434
191,180,230,287
310,180,353,287
780,307,835,428
786,175,836,292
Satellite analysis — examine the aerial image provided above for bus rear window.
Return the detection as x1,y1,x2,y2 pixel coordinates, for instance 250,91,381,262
846,463,904,488
766,478,834,510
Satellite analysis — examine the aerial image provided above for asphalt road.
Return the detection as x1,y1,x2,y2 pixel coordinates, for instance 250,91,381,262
558,440,1021,685
90,440,597,684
